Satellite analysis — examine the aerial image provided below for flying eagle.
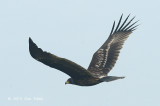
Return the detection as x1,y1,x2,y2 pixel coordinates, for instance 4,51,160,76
29,14,138,86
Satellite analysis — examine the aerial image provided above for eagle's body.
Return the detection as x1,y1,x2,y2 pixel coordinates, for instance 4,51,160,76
67,76,125,86
29,14,138,86
68,77,100,86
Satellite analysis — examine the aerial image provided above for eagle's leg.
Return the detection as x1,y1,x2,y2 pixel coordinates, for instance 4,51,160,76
100,76,125,82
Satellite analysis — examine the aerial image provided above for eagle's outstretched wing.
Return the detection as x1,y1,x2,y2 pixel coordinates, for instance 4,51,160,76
88,14,138,78
29,38,93,79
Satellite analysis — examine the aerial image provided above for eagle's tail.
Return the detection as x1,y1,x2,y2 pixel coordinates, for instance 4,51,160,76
100,76,125,82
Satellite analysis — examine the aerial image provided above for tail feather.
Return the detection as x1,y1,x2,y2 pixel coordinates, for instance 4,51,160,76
100,76,125,82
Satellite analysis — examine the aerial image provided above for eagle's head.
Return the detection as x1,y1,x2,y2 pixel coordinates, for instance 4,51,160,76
65,78,74,85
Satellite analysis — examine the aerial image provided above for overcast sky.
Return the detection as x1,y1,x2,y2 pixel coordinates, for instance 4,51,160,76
0,0,160,106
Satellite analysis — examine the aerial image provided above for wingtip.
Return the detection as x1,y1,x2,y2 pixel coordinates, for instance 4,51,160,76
109,21,115,35
128,14,131,17
29,37,32,41
121,13,123,18
28,37,40,59
28,37,36,51
29,37,33,44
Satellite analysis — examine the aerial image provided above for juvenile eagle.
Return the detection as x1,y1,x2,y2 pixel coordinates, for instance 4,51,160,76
29,14,138,86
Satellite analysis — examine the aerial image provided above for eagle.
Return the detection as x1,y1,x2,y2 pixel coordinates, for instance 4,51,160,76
29,14,138,86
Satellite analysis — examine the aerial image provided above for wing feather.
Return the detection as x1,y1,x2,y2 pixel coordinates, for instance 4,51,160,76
88,14,138,78
29,38,93,79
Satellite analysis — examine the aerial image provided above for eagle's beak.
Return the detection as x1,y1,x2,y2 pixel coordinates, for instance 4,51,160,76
65,81,69,85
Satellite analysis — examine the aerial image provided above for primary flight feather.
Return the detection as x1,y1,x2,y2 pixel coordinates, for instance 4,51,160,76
29,14,138,86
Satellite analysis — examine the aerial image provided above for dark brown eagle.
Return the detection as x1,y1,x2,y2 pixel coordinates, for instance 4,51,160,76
29,14,138,86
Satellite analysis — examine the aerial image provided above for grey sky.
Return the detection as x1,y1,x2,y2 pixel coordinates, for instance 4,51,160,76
0,0,160,106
